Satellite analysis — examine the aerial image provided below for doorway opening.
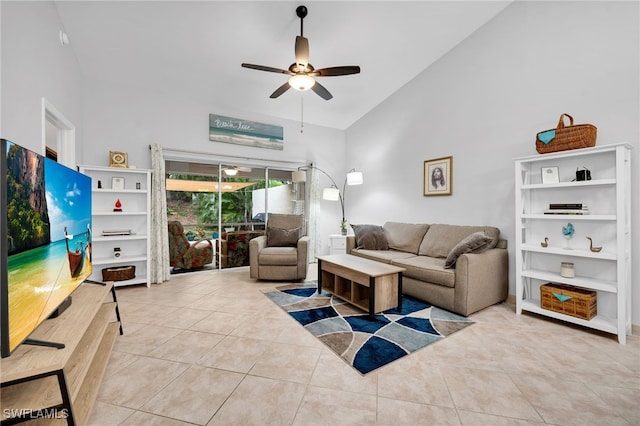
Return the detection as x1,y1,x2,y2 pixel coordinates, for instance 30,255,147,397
42,98,76,167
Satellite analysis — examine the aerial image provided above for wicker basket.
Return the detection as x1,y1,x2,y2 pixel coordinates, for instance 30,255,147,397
102,265,136,282
540,283,596,320
536,113,597,154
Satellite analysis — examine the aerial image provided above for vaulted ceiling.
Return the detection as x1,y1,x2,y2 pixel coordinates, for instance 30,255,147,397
55,1,512,130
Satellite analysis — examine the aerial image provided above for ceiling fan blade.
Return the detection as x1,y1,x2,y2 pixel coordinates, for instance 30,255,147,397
311,81,333,100
242,63,292,75
295,36,309,69
270,82,291,99
311,66,361,77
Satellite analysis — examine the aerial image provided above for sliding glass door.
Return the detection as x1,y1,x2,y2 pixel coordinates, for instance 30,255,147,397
165,160,305,270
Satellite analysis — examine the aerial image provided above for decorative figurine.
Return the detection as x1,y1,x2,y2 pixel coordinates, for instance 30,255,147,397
562,223,575,249
113,199,122,212
586,237,602,252
540,237,549,248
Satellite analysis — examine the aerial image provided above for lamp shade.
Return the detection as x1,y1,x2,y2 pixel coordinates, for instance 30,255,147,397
291,170,306,183
346,171,363,185
289,74,315,91
322,187,340,201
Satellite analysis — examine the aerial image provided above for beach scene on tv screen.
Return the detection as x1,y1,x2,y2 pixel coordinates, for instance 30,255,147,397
5,142,92,352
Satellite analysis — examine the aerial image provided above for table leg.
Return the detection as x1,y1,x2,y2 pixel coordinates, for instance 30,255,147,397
397,272,403,312
317,260,323,295
369,276,375,317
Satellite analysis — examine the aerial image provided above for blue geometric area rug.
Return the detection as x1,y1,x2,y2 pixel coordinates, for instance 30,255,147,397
262,283,474,375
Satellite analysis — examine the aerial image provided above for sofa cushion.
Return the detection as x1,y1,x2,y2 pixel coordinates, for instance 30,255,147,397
418,224,500,258
351,224,389,250
267,226,300,247
391,256,455,288
444,231,495,268
258,246,299,266
382,222,430,254
350,249,416,264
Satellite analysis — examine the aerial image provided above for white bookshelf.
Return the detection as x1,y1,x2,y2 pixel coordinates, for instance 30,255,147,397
78,166,151,287
514,143,632,343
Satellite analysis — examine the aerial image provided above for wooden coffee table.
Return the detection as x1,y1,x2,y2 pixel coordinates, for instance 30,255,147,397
317,254,405,315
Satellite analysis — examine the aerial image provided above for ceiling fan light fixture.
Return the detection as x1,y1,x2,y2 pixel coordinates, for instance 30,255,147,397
289,74,315,91
223,168,238,176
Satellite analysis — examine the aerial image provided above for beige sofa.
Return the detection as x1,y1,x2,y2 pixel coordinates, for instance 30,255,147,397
346,221,508,316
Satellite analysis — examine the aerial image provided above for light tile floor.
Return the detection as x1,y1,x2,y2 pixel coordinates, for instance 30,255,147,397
90,266,640,425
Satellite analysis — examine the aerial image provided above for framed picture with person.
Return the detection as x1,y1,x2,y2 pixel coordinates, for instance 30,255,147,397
424,156,452,196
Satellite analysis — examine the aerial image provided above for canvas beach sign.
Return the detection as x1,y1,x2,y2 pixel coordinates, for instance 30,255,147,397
209,114,284,150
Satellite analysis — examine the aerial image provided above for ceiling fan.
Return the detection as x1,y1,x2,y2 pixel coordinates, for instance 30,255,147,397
241,5,360,101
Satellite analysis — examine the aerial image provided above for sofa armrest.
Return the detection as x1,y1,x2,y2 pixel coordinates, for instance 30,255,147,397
453,247,509,316
297,236,310,277
346,236,356,253
249,235,267,278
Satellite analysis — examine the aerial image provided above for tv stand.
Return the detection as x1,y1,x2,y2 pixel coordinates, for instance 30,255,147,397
0,282,121,425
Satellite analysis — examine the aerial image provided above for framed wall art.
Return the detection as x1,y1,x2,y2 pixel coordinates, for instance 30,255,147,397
209,114,284,150
424,156,452,196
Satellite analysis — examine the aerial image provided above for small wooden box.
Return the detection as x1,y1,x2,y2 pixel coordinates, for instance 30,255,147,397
540,283,597,320
102,265,136,282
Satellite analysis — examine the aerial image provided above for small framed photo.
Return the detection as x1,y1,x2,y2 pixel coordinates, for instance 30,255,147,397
112,177,125,190
541,166,560,184
424,156,453,196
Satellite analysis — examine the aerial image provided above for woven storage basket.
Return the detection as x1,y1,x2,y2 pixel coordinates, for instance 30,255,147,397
535,113,597,154
540,283,596,320
102,265,136,282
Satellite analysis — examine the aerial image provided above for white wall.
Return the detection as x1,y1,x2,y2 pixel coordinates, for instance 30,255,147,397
346,1,640,324
252,184,295,216
0,1,83,158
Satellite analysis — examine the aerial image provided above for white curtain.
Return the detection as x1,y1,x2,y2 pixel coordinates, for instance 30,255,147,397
150,144,171,283
307,167,320,261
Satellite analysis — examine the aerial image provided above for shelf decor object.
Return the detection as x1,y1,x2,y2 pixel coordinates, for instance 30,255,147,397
540,283,597,320
514,142,632,344
587,236,602,252
108,150,128,168
535,113,597,154
79,165,151,287
562,222,575,249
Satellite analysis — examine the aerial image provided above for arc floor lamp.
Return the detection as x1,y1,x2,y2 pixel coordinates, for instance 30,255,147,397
292,165,363,234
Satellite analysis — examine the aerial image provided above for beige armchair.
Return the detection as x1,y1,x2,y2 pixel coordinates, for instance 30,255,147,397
249,214,309,280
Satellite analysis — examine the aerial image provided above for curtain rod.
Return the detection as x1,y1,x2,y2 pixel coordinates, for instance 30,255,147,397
149,144,306,166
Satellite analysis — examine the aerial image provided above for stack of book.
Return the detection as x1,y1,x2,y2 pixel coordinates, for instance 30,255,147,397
544,203,589,215
101,229,132,236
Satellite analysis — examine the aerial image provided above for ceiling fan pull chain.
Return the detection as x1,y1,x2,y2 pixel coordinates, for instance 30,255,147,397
300,94,304,133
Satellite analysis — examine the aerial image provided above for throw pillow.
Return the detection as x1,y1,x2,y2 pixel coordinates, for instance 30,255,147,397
267,226,301,247
444,231,495,269
351,224,389,250
382,222,430,254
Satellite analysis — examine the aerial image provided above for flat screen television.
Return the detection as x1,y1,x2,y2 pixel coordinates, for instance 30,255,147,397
1,139,92,358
